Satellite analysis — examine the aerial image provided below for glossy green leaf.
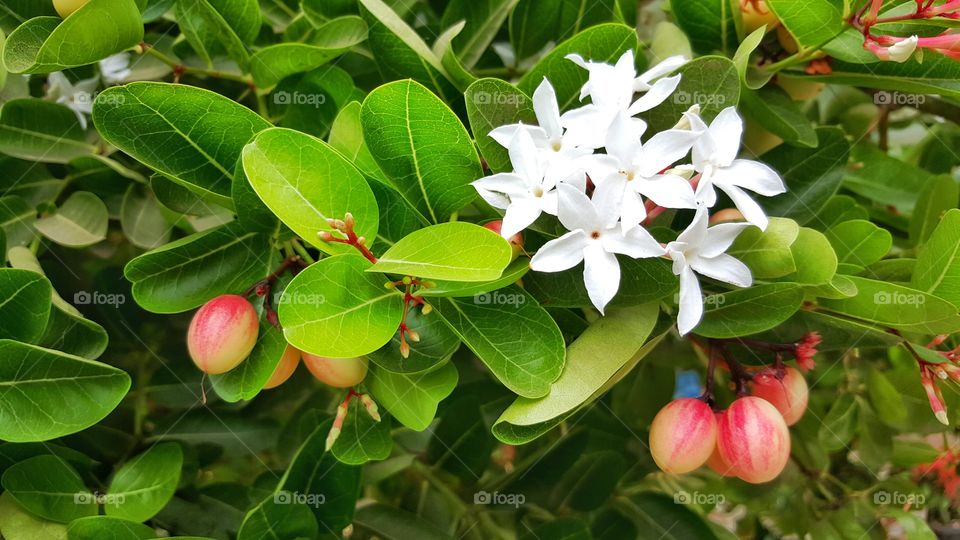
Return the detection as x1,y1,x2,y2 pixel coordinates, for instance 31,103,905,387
121,184,171,250
465,78,536,174
434,286,564,398
821,276,960,334
0,99,95,163
66,516,157,540
1,455,95,523
242,127,379,253
694,283,806,338
124,221,275,313
367,362,458,431
0,340,130,442
867,370,908,429
642,55,740,134
766,0,845,50
729,218,798,279
523,257,677,308
2,0,143,74
785,227,837,285
370,222,511,281
0,492,67,540
818,393,858,452
106,443,182,522
279,254,405,358
672,0,735,54
441,0,520,68
741,86,818,148
0,195,35,248
94,83,271,208
366,305,460,374
509,0,622,61
34,191,108,248
175,0,259,69
353,503,453,540
237,497,318,540
362,80,482,223
844,143,930,212
328,100,389,184
805,53,960,100
210,321,288,402
331,399,392,465
912,209,960,307
910,175,958,246
493,304,659,444
824,219,892,271
419,257,530,298
0,268,51,343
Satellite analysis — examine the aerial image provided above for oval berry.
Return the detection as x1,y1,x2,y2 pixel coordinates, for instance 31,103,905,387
263,345,300,390
750,366,809,426
302,354,369,388
649,398,718,474
717,396,791,484
54,0,91,18
187,295,259,375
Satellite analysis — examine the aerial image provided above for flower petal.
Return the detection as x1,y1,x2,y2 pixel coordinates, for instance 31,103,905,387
530,230,588,272
676,205,709,246
719,184,770,231
713,159,786,196
603,224,666,258
501,199,543,239
473,173,529,198
701,222,753,258
636,129,702,177
583,243,621,314
691,253,753,288
604,112,643,165
559,105,610,149
557,183,600,232
633,175,697,210
707,107,743,166
533,78,563,140
636,55,687,87
677,266,704,336
490,124,549,150
508,128,543,181
627,74,681,115
619,187,647,230
592,174,628,228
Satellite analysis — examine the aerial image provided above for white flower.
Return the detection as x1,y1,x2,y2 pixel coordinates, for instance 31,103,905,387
100,53,132,84
666,206,753,335
530,183,665,313
584,112,701,229
47,72,99,130
888,36,919,63
684,107,786,230
473,129,565,239
489,78,593,187
561,51,686,149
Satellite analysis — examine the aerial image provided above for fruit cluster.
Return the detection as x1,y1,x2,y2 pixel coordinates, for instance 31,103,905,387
649,366,809,483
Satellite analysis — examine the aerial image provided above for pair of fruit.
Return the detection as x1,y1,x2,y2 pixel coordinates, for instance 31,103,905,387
187,295,369,389
649,367,808,483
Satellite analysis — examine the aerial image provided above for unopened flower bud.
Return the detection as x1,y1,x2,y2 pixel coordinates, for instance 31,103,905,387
421,303,433,315
359,394,381,422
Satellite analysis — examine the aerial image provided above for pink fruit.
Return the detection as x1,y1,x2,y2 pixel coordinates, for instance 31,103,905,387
483,220,524,259
302,354,368,388
750,367,809,425
741,0,780,34
187,295,259,375
705,413,735,476
649,398,718,474
717,397,791,483
263,345,300,390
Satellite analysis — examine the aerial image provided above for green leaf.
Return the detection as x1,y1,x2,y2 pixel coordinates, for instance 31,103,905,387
821,276,960,334
740,86,818,148
121,184,171,250
0,99,95,163
766,0,845,50
370,223,511,281
882,509,937,540
366,305,460,374
2,0,143,74
642,55,740,134
694,283,806,338
358,0,458,102
867,370,908,430
210,322,288,402
760,127,851,226
242,127,380,253
844,143,930,212
912,209,960,307
106,443,182,522
0,195,35,248
66,516,157,540
465,78,536,174
434,286,564,398
787,227,837,285
824,219,892,271
493,304,659,444
910,175,958,246
328,100,389,184
124,221,275,314
523,257,677,308
518,23,637,112
175,0,260,69
729,218,798,279
237,498,318,540
440,0,520,68
279,254,405,358
0,340,130,442
94,83,271,208
33,192,108,248
0,2,57,35
618,493,719,540
672,0,735,54
509,0,622,61
353,503,453,540
362,80,482,224
0,492,67,540
250,16,368,88
367,362,458,431
1,455,95,523
331,399,392,465
805,53,960,100
419,257,530,298
818,393,858,452
0,268,51,343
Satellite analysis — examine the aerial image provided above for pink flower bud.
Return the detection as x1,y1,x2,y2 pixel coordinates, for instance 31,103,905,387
302,354,369,388
750,366,809,426
187,295,259,375
263,345,301,390
717,397,791,483
649,398,718,474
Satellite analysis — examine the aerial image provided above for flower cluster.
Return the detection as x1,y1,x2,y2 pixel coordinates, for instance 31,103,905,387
855,0,960,62
473,51,786,334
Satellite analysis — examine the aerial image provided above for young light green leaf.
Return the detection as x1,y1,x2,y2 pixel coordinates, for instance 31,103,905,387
242,127,380,253
175,0,260,69
93,83,271,208
361,80,482,223
106,443,183,522
766,0,846,51
787,227,837,285
1,455,96,523
0,99,95,163
910,175,958,246
34,191,108,248
370,223,511,282
419,258,529,298
328,101,389,184
279,254,405,358
728,218,798,279
0,492,67,540
433,286,564,398
912,208,960,307
0,340,130,442
824,219,892,271
367,362,458,431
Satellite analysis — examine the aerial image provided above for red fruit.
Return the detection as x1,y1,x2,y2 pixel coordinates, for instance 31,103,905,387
705,413,735,476
750,367,809,425
302,354,368,388
187,295,259,375
649,398,718,474
483,220,524,258
263,345,300,390
717,397,791,484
